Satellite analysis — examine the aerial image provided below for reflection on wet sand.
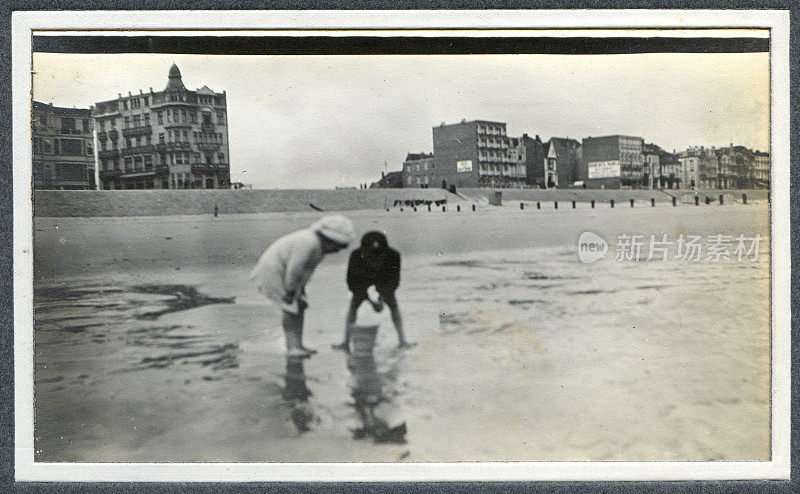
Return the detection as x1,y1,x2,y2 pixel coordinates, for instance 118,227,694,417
280,325,407,443
282,356,316,433
347,325,407,444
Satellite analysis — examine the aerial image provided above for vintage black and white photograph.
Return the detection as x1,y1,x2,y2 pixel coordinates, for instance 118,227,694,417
13,10,791,482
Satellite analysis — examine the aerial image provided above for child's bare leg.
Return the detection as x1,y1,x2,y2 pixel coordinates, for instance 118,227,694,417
333,294,363,351
383,292,413,348
283,309,314,357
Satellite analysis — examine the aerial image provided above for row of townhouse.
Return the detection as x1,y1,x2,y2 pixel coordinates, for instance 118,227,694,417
677,145,771,190
399,119,770,190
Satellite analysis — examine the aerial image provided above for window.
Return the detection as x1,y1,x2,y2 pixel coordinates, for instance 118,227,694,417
193,132,197,140
157,111,163,124
181,110,187,122
122,100,128,110
86,141,93,155
144,97,149,107
124,117,130,128
175,153,183,165
217,152,225,163
61,117,76,134
82,119,89,132
133,115,141,127
39,114,47,126
217,112,225,124
182,130,188,141
124,157,133,170
125,138,132,148
53,139,61,155
168,130,173,142
159,133,165,144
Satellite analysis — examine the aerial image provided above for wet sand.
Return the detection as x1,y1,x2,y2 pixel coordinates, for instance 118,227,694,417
32,203,771,462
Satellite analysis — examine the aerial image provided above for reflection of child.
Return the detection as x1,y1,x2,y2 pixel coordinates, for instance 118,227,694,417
250,215,355,358
333,231,413,352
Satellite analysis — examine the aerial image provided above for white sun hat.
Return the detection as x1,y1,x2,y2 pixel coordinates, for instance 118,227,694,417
312,215,355,246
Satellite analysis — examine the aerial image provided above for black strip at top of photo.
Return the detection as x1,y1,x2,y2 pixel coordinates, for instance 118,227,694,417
32,35,769,55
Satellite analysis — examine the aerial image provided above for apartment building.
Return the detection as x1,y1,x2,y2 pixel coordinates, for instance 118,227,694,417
93,64,231,190
432,119,526,189
578,135,645,188
32,102,95,190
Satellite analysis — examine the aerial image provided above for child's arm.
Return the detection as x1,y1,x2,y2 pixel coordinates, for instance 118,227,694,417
283,243,316,302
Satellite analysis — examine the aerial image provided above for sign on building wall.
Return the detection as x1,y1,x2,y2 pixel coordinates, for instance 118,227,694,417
456,160,473,172
588,160,621,179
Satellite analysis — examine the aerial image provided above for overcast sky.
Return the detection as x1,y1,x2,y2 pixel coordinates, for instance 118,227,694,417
32,52,769,189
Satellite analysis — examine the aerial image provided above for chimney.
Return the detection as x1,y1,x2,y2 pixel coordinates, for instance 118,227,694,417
381,171,385,178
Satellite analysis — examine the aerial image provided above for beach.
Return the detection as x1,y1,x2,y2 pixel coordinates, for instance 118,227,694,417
32,202,771,462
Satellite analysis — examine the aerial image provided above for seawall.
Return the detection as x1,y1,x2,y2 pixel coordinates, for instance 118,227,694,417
33,189,459,217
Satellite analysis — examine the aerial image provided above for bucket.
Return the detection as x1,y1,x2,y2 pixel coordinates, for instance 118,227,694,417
350,324,379,355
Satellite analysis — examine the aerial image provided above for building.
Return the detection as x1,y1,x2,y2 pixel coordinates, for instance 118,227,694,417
677,152,701,190
521,134,546,187
715,145,755,189
402,152,434,188
546,137,581,188
658,149,683,189
642,143,660,189
93,64,231,190
432,119,526,189
523,135,582,189
32,102,95,190
578,135,645,188
678,146,720,189
752,150,770,188
372,170,404,189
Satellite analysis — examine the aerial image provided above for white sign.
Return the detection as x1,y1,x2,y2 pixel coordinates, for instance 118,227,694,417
456,160,473,172
588,160,621,179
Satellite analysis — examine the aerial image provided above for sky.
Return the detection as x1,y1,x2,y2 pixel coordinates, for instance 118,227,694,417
32,52,770,189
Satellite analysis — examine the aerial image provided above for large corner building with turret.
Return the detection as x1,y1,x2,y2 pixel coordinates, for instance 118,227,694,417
93,64,231,189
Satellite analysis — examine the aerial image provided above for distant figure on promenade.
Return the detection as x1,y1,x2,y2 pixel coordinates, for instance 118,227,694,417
250,215,355,358
333,231,413,352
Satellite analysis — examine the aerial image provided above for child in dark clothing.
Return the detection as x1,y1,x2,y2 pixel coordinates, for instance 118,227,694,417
332,231,413,352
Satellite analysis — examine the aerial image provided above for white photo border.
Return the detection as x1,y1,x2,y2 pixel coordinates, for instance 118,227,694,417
12,9,791,482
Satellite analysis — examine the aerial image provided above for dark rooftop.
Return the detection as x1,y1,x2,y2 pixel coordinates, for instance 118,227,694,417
33,101,91,116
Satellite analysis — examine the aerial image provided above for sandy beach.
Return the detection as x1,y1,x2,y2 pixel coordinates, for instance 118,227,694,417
32,202,771,462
